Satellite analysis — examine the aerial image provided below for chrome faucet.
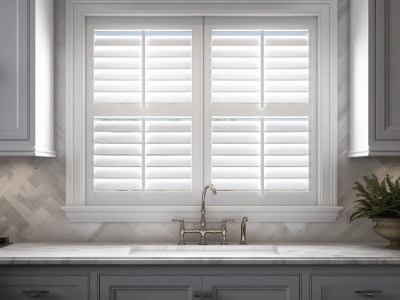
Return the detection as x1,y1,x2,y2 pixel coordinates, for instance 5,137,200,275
173,184,233,245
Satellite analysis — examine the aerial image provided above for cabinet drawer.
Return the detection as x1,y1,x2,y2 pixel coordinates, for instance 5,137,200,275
203,275,300,300
99,275,201,300
311,275,400,300
0,275,88,300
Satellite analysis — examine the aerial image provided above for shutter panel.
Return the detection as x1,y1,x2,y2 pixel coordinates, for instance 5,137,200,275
94,118,143,191
212,118,261,191
93,32,142,104
145,118,192,191
211,31,261,104
145,31,192,104
264,117,309,191
209,28,311,194
91,30,194,195
264,31,309,104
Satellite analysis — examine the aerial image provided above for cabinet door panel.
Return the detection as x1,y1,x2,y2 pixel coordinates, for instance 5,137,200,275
0,0,29,140
99,275,201,300
375,0,400,140
311,275,400,300
203,276,300,300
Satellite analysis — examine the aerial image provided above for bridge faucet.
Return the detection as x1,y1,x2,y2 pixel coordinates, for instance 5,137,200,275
174,184,234,245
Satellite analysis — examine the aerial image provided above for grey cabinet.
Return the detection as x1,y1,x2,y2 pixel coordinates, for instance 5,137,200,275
99,275,201,300
1,264,400,300
0,275,88,300
349,0,400,156
311,275,400,300
0,0,55,157
203,276,300,300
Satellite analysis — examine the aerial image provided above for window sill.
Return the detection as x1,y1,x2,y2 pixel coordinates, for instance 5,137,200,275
62,206,342,223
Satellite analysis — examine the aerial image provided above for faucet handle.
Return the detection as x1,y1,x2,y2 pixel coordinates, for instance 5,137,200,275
172,219,185,223
222,219,235,224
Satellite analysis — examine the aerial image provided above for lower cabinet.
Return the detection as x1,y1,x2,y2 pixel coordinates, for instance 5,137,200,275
311,275,400,300
0,275,88,300
99,275,300,300
1,266,399,300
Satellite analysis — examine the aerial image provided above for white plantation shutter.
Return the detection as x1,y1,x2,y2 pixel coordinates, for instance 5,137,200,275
212,118,261,191
264,32,309,104
85,16,321,207
146,31,192,104
93,117,192,192
211,31,261,104
264,117,310,191
94,118,143,191
207,25,314,201
145,118,192,191
94,32,142,104
87,20,203,204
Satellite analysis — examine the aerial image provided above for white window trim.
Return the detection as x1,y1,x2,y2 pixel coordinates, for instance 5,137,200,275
63,0,341,223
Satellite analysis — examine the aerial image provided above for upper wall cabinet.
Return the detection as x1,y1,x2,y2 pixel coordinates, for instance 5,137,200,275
349,0,400,157
0,0,55,157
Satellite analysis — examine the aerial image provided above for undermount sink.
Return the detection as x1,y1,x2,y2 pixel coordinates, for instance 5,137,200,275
129,244,278,258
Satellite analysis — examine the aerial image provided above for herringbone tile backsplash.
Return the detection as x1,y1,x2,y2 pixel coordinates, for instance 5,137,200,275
1,0,400,243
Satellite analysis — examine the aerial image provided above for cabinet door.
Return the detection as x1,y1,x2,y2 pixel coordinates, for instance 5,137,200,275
0,0,29,140
99,275,201,300
0,275,88,300
375,0,400,140
311,275,400,300
202,276,300,300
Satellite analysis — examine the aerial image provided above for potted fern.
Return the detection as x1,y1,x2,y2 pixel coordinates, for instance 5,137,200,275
350,174,400,247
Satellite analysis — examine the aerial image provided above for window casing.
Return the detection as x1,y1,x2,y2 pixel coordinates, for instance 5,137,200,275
64,0,341,222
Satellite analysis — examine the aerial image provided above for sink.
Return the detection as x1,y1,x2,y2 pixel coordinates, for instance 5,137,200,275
129,244,278,258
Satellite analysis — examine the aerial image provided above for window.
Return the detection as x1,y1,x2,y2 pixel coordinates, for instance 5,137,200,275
64,1,341,222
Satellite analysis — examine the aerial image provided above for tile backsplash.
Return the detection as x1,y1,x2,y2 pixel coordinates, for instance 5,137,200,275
1,0,400,243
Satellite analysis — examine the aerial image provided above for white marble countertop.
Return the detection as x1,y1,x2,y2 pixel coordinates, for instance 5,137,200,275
0,243,400,265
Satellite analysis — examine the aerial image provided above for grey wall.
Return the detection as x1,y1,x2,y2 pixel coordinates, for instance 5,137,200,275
1,0,399,243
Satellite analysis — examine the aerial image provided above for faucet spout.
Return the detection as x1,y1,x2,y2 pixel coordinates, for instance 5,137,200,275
200,184,217,233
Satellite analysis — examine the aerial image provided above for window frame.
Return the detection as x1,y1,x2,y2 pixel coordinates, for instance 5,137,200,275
63,0,341,223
